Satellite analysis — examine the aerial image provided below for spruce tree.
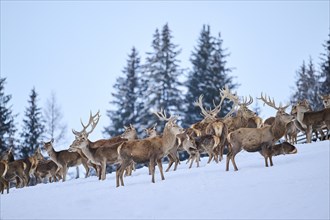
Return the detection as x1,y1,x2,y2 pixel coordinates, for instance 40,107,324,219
184,25,238,128
320,34,330,95
141,24,185,131
0,77,17,153
104,47,141,137
136,29,162,134
19,87,45,158
291,58,323,110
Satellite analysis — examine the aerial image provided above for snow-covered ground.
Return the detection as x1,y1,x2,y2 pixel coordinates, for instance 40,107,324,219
1,141,329,220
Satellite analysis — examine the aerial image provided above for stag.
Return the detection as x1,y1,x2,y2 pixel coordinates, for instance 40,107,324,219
224,95,258,132
189,86,238,163
69,111,138,180
226,93,294,171
294,100,330,143
116,110,183,187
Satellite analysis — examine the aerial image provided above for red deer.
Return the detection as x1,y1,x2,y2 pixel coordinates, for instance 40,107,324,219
259,141,297,167
0,160,9,194
295,100,330,143
226,93,294,171
116,110,184,187
43,139,90,182
320,94,330,108
69,112,138,180
1,147,40,187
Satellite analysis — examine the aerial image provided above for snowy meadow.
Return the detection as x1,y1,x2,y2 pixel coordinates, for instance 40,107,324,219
1,141,329,220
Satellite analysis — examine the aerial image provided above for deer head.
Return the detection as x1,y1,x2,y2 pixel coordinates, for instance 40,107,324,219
319,94,330,108
153,109,183,135
144,123,158,137
121,124,138,139
258,93,293,124
237,95,256,118
193,85,239,121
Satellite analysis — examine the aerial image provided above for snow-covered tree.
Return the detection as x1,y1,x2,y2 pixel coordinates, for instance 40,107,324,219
319,34,330,96
183,25,238,127
291,57,323,110
104,47,141,137
140,24,185,131
0,77,17,154
19,87,45,158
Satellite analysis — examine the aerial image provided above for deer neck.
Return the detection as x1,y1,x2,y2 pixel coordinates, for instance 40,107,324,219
296,109,307,129
270,117,287,141
161,127,178,154
46,147,59,163
81,140,99,165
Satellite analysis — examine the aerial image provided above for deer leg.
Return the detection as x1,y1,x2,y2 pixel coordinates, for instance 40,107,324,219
115,164,121,187
100,160,107,180
306,126,312,143
189,154,194,169
116,162,127,187
196,152,200,167
75,166,79,179
82,161,90,178
207,151,213,164
0,177,9,194
264,156,269,167
231,153,239,171
269,156,274,166
119,167,125,187
62,166,68,182
150,160,156,183
186,156,191,164
173,154,180,171
157,159,165,180
226,151,231,171
165,155,174,172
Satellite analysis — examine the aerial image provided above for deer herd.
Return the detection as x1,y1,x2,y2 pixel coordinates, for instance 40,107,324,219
1,88,329,193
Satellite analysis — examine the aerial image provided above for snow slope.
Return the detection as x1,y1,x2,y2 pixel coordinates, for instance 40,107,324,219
1,141,329,220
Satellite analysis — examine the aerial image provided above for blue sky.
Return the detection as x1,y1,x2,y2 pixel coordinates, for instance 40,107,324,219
1,1,329,148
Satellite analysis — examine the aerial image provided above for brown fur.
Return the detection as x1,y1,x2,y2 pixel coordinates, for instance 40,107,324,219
116,118,183,187
320,94,330,108
226,107,294,171
259,142,298,167
0,161,9,194
1,148,40,187
43,140,90,182
296,100,330,143
69,126,138,180
35,159,61,183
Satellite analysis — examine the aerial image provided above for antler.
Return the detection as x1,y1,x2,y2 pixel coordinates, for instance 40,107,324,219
257,93,278,110
239,95,253,107
193,95,212,118
72,110,101,137
153,108,176,122
220,86,240,118
257,93,289,111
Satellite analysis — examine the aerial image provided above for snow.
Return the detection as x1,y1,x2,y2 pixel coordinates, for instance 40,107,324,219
1,141,329,220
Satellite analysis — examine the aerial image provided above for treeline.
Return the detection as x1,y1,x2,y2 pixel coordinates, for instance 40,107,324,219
0,24,329,159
